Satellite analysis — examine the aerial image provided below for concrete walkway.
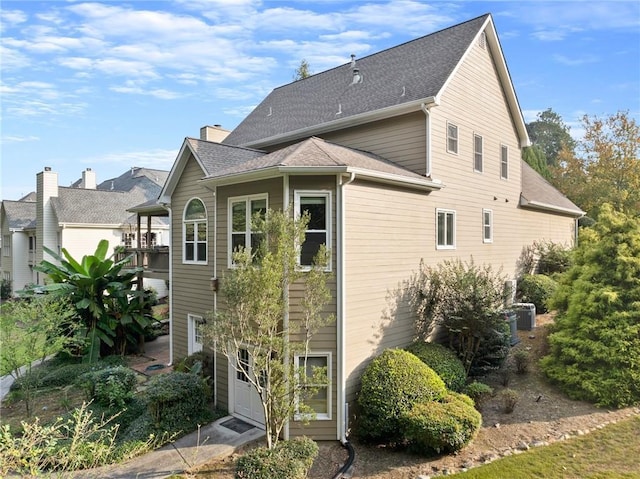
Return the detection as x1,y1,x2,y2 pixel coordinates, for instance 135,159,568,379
1,334,265,478
73,416,265,478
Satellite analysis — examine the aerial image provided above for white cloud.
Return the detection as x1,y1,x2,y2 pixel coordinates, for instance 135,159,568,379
553,54,599,67
109,85,183,100
1,134,39,143
88,148,178,169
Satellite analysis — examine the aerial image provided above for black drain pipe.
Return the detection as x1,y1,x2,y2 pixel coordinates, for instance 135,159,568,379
331,439,355,479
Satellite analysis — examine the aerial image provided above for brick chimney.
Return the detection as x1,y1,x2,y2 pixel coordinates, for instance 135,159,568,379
200,124,230,143
80,168,97,189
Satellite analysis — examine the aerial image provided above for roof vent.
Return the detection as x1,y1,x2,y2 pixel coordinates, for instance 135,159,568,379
350,54,363,85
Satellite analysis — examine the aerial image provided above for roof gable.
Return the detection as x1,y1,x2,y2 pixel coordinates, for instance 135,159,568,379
2,200,36,229
223,14,527,149
159,138,266,202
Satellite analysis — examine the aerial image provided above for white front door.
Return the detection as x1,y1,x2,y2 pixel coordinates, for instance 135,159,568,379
233,348,265,426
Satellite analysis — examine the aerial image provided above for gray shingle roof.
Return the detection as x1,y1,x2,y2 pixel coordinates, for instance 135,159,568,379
51,185,153,225
520,160,583,217
224,14,489,147
2,200,36,229
207,137,426,182
185,138,265,176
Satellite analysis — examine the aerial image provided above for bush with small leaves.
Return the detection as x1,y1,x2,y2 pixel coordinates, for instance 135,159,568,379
517,274,558,313
357,349,446,444
144,372,213,435
513,350,530,375
464,381,493,410
401,393,482,455
500,388,519,413
81,366,138,408
235,437,318,479
405,341,467,392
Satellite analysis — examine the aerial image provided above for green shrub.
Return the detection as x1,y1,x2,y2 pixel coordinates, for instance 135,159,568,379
144,372,212,434
513,349,531,374
500,388,519,413
517,274,558,313
0,278,11,300
464,381,493,410
405,341,467,392
536,241,572,275
468,317,511,376
401,393,482,455
541,205,640,408
357,349,446,443
80,366,138,408
235,437,318,479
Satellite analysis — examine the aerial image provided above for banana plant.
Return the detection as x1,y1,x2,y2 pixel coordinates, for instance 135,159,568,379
34,239,142,362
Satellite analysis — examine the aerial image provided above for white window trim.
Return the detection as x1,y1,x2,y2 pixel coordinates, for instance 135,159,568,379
483,209,493,244
183,197,208,265
294,190,332,272
473,133,483,173
227,194,268,268
500,144,509,179
187,314,204,354
436,208,456,250
294,351,332,421
2,235,10,257
446,121,458,155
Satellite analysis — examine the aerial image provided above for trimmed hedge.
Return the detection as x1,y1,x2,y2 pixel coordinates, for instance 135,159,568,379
144,372,212,434
357,349,446,443
235,437,318,479
401,393,482,455
405,341,467,392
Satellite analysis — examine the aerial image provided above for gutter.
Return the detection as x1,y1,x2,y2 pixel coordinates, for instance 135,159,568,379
243,97,438,149
200,166,443,192
519,197,585,217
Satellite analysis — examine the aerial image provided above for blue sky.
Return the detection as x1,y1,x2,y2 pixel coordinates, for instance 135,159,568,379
2,0,639,201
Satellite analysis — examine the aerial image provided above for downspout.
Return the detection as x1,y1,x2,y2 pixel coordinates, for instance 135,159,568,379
160,202,173,366
338,172,355,444
283,174,290,441
212,187,218,407
332,172,356,479
420,102,433,178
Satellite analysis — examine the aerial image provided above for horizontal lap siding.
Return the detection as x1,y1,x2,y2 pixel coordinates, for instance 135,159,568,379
343,180,432,402
323,112,426,175
171,156,216,362
288,176,338,440
426,36,577,278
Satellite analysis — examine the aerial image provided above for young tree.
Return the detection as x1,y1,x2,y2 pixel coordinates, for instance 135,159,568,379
541,204,640,407
552,111,640,219
293,59,311,80
33,240,147,361
526,108,576,167
408,258,509,375
203,209,334,449
0,296,78,416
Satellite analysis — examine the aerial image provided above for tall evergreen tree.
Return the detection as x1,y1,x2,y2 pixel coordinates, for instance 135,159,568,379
526,108,576,167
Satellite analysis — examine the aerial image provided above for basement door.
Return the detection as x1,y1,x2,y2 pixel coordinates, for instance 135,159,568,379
233,348,265,426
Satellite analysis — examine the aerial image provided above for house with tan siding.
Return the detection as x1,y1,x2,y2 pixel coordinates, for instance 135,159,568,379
161,14,583,442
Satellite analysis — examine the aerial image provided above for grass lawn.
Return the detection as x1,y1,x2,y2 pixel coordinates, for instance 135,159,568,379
449,415,640,478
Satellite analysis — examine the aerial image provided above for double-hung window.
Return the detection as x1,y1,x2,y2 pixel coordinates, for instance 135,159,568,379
294,191,331,269
500,145,509,179
229,194,267,265
436,208,456,249
447,122,458,154
474,134,483,172
184,198,207,263
295,353,331,420
2,235,10,257
483,209,493,243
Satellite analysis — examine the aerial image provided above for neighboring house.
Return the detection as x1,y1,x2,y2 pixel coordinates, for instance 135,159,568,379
0,166,170,297
160,14,583,442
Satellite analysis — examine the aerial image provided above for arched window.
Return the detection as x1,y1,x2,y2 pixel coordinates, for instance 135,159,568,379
184,198,207,263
